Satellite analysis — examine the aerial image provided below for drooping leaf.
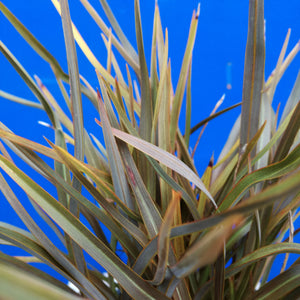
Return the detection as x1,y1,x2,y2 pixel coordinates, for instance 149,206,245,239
133,170,300,277
170,215,244,278
0,172,104,299
226,243,300,278
0,252,73,294
111,127,217,208
219,144,300,211
0,2,67,80
47,142,147,248
0,128,60,162
0,263,82,300
0,155,170,300
250,265,300,300
0,42,56,126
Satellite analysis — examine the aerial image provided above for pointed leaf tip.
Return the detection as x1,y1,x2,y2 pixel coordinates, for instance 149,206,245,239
196,3,200,19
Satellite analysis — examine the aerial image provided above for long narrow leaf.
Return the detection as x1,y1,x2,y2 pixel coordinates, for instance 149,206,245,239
0,171,104,299
170,4,200,150
0,155,169,300
0,252,73,294
151,195,179,285
79,0,139,73
0,2,67,80
219,144,300,211
0,90,43,109
111,127,217,208
133,170,300,276
0,42,56,126
170,215,243,278
0,263,82,300
97,88,135,211
240,0,265,152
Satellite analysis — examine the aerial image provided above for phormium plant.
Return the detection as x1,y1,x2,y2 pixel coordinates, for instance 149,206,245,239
0,0,299,299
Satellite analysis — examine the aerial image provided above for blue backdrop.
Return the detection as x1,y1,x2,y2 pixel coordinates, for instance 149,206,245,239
0,0,299,283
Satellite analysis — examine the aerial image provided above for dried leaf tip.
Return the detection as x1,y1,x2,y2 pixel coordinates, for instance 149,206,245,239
208,154,214,167
196,3,200,19
34,75,44,88
216,94,225,107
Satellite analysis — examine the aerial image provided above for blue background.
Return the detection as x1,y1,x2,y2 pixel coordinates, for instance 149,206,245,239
0,0,299,284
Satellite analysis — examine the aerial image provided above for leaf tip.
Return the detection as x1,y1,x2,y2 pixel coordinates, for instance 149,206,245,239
208,154,214,167
37,121,52,129
196,3,200,19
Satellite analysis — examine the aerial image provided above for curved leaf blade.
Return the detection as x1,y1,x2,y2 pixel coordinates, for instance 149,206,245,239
0,155,169,300
111,127,217,209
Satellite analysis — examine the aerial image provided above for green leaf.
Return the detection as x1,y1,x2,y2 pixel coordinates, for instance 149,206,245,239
60,0,87,273
134,0,156,199
184,63,192,146
0,263,82,300
219,144,300,211
0,155,169,300
0,2,67,80
0,90,43,109
51,0,132,107
250,265,300,300
212,116,240,183
60,0,84,162
148,157,200,220
151,29,169,140
97,87,135,212
151,195,179,285
172,169,300,241
118,143,163,239
214,246,225,300
102,79,138,136
0,128,61,162
272,101,300,163
133,169,300,277
101,34,126,86
0,252,73,294
170,4,200,150
0,42,56,126
111,127,217,208
235,102,298,183
149,5,159,115
79,0,139,74
0,172,104,299
170,215,243,278
45,142,146,250
280,70,300,126
226,243,300,278
190,102,242,135
240,0,265,152
135,0,152,142
98,0,138,62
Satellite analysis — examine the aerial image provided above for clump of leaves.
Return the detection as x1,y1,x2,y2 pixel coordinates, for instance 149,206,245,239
0,0,299,299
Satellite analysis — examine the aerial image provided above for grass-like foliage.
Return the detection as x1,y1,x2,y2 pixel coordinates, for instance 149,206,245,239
0,0,300,299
